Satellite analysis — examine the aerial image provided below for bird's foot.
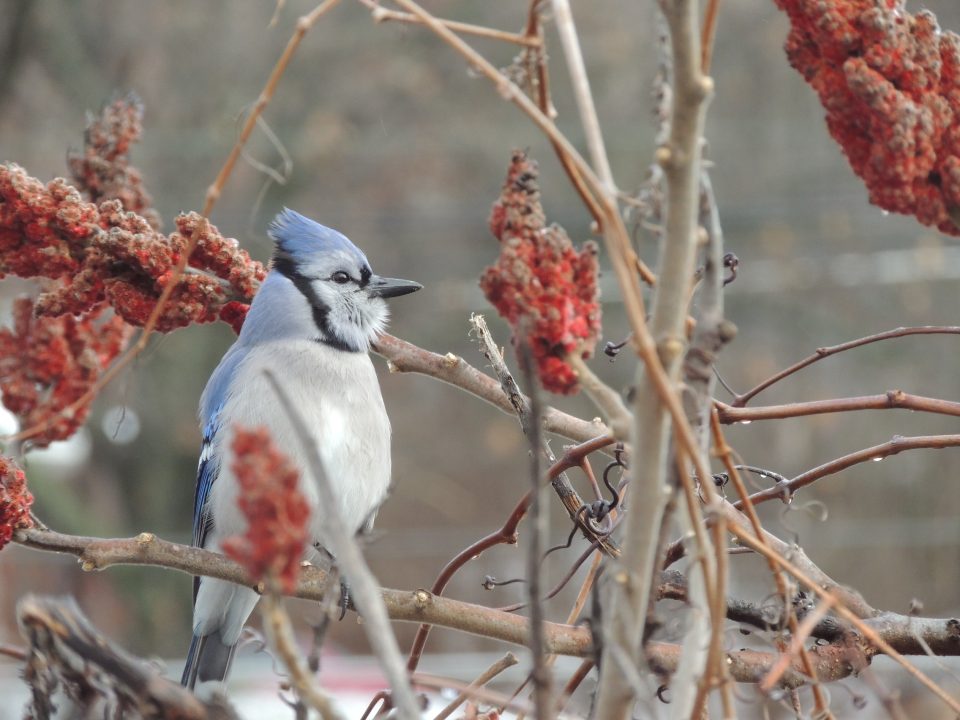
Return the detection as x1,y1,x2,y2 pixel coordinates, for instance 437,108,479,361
338,578,352,621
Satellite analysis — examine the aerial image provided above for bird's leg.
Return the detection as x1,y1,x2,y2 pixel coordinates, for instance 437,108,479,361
338,578,353,621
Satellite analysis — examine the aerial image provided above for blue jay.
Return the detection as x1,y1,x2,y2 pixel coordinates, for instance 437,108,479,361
181,209,421,689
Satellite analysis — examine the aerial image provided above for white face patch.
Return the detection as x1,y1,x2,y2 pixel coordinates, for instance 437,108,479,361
310,279,389,352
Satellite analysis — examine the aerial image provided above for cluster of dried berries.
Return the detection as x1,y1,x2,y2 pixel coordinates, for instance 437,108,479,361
67,94,162,231
0,455,34,550
775,0,960,235
221,427,311,593
0,298,131,447
0,163,264,332
480,151,601,394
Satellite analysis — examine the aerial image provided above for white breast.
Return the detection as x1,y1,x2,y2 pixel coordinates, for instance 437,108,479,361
207,340,392,549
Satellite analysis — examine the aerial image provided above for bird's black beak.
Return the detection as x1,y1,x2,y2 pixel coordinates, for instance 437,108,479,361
367,275,422,299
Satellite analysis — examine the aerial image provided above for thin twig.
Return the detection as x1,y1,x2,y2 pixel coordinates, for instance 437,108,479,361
470,315,622,558
759,594,836,693
0,643,27,661
551,0,615,190
360,1,542,47
415,673,538,717
404,434,614,674
567,353,632,441
261,592,346,720
717,391,960,423
433,653,519,720
741,433,960,508
593,0,716,715
700,0,721,73
680,168,734,717
385,0,655,287
263,370,420,720
203,0,341,214
732,326,960,407
523,6,607,230
555,659,595,714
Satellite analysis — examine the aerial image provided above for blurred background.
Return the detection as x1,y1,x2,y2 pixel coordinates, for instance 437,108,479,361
3,0,960,717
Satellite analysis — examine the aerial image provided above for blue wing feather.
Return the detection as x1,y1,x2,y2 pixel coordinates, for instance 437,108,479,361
192,409,222,549
191,343,250,600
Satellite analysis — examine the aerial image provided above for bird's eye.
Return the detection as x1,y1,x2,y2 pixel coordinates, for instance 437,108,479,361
331,271,351,284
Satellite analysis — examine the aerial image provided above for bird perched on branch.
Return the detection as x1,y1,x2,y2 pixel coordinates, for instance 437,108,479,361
181,209,421,689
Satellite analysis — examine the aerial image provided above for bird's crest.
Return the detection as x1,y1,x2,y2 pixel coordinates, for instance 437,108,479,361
268,208,367,267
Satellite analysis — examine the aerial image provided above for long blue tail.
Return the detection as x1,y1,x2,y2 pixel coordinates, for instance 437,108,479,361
181,630,236,690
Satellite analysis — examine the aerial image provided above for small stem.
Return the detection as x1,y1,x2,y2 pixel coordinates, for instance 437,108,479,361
551,0,615,190
717,391,960,423
758,595,836,693
433,653,519,720
741,433,960,508
568,353,632,441
733,326,960,407
700,0,721,73
261,592,346,720
362,2,542,47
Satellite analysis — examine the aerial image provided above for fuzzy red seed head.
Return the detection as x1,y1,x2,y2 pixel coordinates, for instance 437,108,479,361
0,298,133,448
0,455,34,550
68,94,161,230
2,164,263,334
775,1,960,234
222,426,311,593
219,301,251,335
480,151,601,395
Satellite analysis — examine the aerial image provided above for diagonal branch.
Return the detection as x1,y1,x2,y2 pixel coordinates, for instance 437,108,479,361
372,333,610,445
717,391,960,423
359,1,542,47
741,433,960,508
261,593,346,720
262,370,420,720
731,326,960,407
550,0,615,190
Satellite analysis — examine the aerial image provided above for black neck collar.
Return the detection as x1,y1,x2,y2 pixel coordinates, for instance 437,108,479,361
272,256,361,353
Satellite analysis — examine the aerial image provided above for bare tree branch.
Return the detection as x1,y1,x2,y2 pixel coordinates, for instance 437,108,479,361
717,391,960,424
12,525,960,694
741,433,960,508
731,326,960,407
359,1,541,47
550,0,615,191
372,332,609,445
516,341,553,720
727,513,960,715
593,0,717,715
433,653,519,720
